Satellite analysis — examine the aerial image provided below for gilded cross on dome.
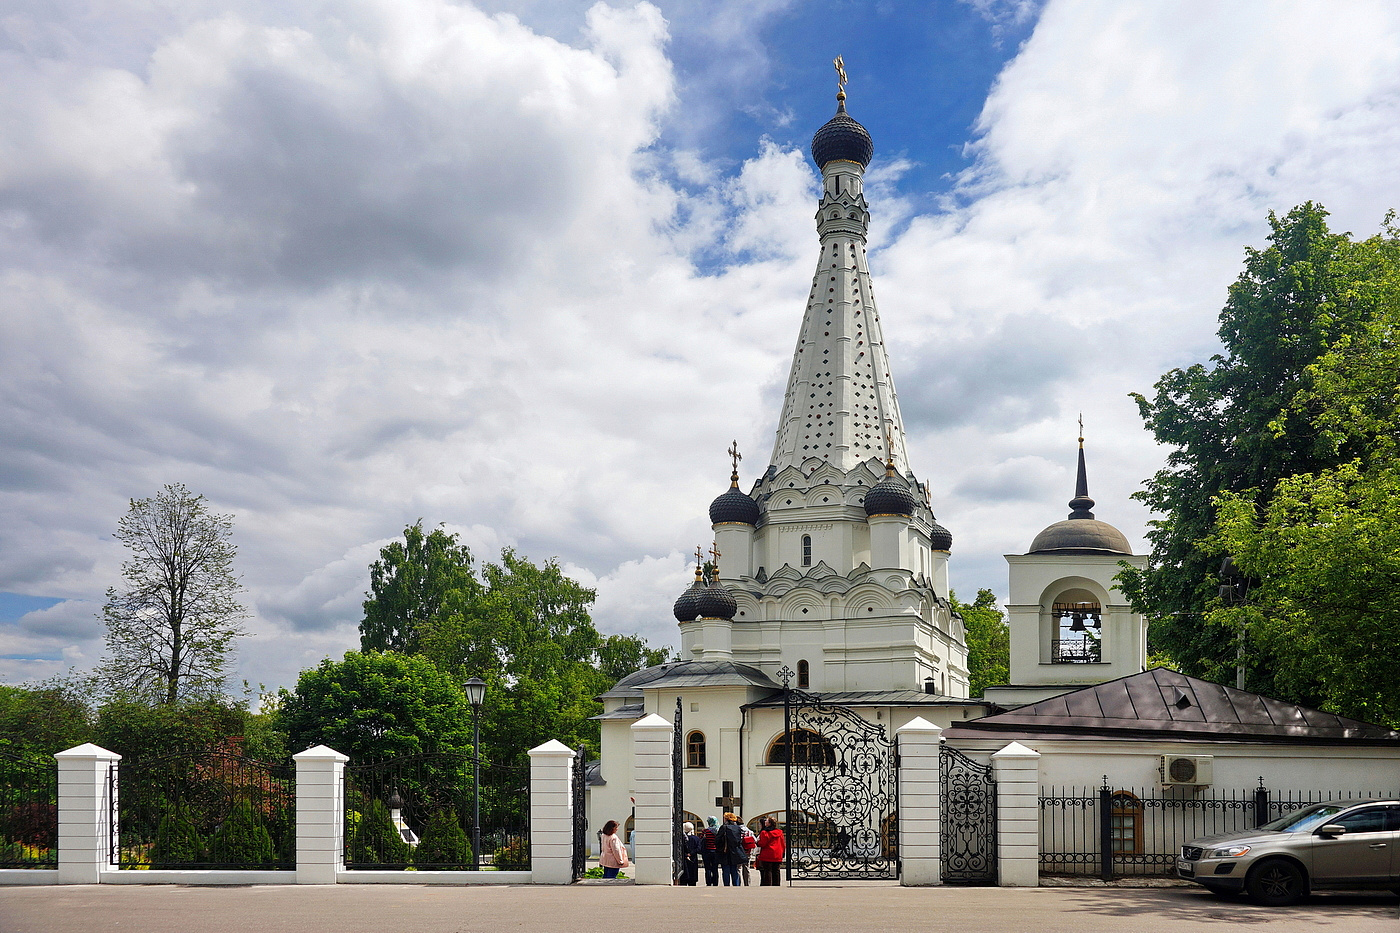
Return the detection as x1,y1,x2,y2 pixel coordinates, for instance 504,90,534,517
834,56,847,93
728,440,742,476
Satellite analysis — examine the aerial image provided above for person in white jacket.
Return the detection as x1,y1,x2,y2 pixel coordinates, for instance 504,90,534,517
599,820,631,879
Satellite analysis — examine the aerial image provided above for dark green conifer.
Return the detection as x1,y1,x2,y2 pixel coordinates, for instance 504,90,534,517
150,800,204,866
348,798,409,866
413,808,472,870
207,798,276,866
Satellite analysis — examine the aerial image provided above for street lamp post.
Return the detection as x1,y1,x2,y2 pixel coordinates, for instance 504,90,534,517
464,676,486,872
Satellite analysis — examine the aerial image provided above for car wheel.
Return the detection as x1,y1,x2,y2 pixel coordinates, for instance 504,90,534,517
1246,859,1306,907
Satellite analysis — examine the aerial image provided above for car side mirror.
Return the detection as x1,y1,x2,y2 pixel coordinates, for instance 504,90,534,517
1316,824,1347,837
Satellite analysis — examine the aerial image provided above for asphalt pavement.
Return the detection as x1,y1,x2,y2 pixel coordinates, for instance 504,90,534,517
2,882,1397,933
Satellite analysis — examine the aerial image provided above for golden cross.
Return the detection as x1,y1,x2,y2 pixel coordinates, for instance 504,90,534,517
728,440,742,474
1078,412,1084,447
695,545,705,567
709,542,722,568
834,56,847,92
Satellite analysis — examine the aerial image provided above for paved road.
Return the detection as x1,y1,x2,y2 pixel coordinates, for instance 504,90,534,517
1,883,1397,933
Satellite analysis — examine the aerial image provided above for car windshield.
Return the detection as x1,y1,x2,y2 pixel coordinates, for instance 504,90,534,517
1259,803,1348,833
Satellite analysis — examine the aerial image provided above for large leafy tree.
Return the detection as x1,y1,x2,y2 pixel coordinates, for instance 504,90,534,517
357,523,669,765
1121,204,1400,693
952,589,1009,699
0,685,91,757
97,483,248,704
278,650,473,761
360,520,481,654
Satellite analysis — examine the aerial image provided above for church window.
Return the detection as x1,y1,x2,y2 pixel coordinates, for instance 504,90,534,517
686,731,707,768
765,730,836,766
802,536,812,566
1109,792,1143,855
797,660,810,688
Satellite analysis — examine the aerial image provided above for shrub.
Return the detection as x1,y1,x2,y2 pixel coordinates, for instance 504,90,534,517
150,801,204,865
206,798,276,866
1,801,57,848
348,798,409,866
492,836,530,871
413,809,472,870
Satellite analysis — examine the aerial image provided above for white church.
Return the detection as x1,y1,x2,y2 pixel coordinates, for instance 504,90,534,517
586,82,1400,845
586,83,1156,837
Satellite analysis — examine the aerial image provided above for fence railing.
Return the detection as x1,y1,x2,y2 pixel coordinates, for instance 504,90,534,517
1040,783,1400,879
0,750,58,868
112,751,295,870
343,755,529,870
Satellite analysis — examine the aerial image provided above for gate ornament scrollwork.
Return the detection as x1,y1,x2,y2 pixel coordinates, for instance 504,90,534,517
784,689,898,880
940,745,996,884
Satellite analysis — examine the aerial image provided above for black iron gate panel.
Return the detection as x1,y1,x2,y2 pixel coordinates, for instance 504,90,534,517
571,748,587,882
671,696,684,883
782,682,899,881
940,745,996,885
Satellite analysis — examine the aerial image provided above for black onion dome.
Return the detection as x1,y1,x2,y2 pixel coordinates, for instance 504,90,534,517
864,475,916,517
710,476,760,526
929,521,953,552
672,577,706,623
695,582,737,621
811,102,873,170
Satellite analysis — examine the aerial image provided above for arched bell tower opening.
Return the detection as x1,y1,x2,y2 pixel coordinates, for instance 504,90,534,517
1047,586,1103,664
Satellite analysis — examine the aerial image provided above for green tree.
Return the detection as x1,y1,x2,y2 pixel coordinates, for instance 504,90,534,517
360,521,481,654
93,699,249,760
278,650,473,762
1210,463,1400,727
97,483,248,704
150,800,204,865
413,808,472,870
953,589,1009,698
348,797,409,866
0,685,90,756
206,798,276,866
1122,204,1400,693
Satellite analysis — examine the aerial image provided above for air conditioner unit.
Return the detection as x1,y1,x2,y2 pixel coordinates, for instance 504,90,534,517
1161,755,1213,787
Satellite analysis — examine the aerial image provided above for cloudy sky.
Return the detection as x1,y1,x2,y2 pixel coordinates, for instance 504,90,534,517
4,0,1400,696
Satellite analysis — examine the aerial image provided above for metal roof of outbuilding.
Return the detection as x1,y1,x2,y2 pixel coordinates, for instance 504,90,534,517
946,668,1400,746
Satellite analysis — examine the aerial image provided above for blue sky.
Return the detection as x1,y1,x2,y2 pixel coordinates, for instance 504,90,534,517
3,0,1400,695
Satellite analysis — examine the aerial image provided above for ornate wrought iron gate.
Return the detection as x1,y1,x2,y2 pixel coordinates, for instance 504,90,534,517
782,674,899,881
940,745,996,884
571,747,587,882
671,697,684,883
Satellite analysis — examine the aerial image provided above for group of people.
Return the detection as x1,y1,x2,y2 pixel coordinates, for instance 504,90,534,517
679,814,785,886
596,813,787,886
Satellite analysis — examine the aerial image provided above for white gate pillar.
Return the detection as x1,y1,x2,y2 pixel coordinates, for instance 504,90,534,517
293,744,348,884
991,741,1041,887
629,713,674,885
895,717,943,885
528,740,577,884
55,743,120,884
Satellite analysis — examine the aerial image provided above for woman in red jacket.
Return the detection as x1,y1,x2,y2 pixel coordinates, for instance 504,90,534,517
755,816,785,886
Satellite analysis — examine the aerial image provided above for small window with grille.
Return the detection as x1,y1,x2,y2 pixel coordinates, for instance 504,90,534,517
797,659,810,689
802,535,812,566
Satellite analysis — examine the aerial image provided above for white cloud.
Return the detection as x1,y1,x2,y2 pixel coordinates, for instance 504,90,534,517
4,0,1400,692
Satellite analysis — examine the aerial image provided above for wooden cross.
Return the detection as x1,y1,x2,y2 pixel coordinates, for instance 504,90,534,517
715,780,741,811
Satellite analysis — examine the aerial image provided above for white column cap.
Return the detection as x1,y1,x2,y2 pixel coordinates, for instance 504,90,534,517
990,741,1040,760
895,717,944,737
55,743,120,761
292,744,349,763
630,713,673,732
529,739,576,757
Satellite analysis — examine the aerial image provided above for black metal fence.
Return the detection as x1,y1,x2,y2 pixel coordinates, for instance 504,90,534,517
1040,782,1400,879
0,750,58,868
343,755,529,870
113,751,295,870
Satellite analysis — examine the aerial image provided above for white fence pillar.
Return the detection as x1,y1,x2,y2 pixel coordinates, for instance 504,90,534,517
528,739,577,885
991,741,1041,887
629,713,673,885
55,743,120,884
896,717,943,885
293,744,348,884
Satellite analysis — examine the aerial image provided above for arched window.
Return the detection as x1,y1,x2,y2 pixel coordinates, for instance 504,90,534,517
765,729,836,766
1109,791,1143,856
686,731,706,768
1051,591,1103,663
802,535,813,566
797,659,810,689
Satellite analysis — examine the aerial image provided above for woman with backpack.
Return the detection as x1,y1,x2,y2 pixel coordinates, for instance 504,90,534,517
716,812,747,887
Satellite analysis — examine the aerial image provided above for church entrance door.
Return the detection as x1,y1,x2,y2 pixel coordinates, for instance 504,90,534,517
939,745,997,884
781,675,900,881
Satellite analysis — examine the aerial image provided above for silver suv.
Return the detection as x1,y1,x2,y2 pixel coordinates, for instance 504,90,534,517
1177,800,1400,906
